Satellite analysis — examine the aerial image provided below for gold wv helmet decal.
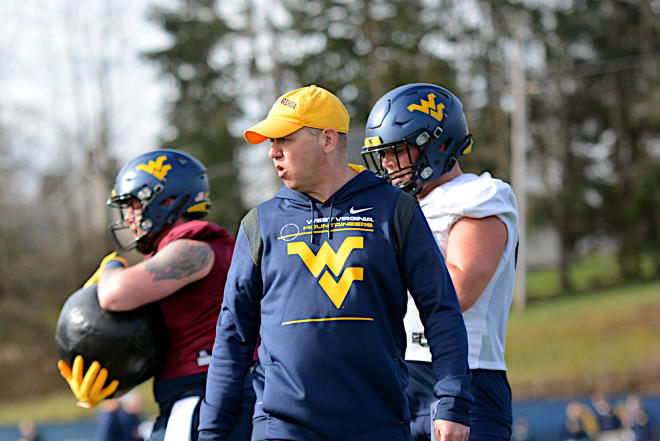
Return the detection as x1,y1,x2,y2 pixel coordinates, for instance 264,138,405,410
407,93,445,122
288,237,364,309
136,155,172,180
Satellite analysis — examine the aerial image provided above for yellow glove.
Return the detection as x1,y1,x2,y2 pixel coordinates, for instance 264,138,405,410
57,355,120,408
83,252,128,288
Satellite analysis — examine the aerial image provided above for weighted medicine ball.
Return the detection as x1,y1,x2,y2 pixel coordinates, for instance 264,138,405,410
55,284,167,394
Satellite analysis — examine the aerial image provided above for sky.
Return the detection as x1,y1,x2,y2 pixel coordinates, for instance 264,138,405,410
0,0,287,205
1,0,173,189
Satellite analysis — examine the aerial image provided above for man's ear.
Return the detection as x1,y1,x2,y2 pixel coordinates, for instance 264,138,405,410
320,128,339,154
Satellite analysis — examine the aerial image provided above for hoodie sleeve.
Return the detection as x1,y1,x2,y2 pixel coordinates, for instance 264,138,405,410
198,220,262,441
401,205,473,426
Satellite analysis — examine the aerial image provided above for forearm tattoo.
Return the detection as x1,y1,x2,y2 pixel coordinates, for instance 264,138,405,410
145,242,212,281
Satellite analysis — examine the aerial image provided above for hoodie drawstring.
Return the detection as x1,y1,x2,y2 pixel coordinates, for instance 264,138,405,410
308,199,334,242
328,200,334,240
309,200,316,244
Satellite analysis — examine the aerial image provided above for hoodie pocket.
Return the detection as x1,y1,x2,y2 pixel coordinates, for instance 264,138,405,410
260,360,294,417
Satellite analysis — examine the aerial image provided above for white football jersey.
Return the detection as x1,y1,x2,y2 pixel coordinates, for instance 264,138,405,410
404,172,519,371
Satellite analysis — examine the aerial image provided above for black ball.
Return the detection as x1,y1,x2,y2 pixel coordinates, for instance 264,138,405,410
55,284,167,394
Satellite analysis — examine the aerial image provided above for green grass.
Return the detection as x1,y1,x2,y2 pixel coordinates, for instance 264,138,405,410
506,278,660,388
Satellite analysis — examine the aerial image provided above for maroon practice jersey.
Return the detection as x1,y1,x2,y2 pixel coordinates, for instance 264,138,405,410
145,220,234,380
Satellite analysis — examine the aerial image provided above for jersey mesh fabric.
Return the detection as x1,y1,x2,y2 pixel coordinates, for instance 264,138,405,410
403,172,518,370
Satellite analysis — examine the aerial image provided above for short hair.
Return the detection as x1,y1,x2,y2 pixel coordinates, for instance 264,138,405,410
305,127,347,149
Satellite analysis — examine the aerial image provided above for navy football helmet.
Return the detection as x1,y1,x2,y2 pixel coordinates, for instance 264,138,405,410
108,149,211,254
361,83,473,196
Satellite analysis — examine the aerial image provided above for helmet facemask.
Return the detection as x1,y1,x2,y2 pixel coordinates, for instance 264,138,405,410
108,184,164,254
107,183,192,254
362,129,437,196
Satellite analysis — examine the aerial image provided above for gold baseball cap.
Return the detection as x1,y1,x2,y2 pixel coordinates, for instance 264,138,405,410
244,85,350,144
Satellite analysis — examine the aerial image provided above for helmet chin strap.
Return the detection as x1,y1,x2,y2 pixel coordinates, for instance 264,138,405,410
443,157,457,174
405,148,433,196
399,176,424,197
410,179,425,196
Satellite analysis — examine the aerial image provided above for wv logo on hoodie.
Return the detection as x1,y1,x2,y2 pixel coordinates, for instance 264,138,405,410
288,237,363,309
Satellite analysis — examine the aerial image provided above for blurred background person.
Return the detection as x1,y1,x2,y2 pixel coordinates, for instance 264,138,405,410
590,391,624,440
122,391,148,441
95,396,142,441
621,395,654,441
511,416,533,441
561,400,598,441
16,418,43,441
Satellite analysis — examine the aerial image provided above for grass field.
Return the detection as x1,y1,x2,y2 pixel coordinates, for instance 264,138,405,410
506,278,660,393
1,264,658,425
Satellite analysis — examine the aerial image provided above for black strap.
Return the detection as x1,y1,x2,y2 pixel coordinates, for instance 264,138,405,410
392,191,418,265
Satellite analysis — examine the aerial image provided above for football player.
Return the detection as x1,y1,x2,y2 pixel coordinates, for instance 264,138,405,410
58,149,253,441
363,83,519,441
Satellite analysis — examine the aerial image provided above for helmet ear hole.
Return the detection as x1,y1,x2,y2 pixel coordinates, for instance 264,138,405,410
438,139,452,152
159,196,176,208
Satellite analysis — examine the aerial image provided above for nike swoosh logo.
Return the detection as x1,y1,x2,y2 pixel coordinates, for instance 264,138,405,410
349,206,373,214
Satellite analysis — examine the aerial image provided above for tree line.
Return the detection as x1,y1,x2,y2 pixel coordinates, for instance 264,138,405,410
1,0,658,312
144,0,660,292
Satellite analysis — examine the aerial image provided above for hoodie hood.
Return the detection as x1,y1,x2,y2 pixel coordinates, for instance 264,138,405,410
273,167,386,242
274,166,386,206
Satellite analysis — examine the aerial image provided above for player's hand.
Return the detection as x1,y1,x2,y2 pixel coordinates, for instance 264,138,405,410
433,419,470,441
83,252,128,288
57,355,119,408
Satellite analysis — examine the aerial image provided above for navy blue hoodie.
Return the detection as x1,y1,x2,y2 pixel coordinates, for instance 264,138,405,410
199,168,472,441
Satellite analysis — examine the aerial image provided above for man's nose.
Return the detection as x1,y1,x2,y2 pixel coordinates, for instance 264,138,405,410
381,149,396,168
128,209,142,230
126,207,141,221
268,142,282,159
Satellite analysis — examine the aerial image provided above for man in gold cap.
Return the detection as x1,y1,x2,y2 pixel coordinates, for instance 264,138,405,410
198,85,472,441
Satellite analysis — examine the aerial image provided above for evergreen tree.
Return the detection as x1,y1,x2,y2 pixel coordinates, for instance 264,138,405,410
272,0,458,136
144,0,247,232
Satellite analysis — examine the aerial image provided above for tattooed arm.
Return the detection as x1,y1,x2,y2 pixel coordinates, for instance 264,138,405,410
97,239,215,311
